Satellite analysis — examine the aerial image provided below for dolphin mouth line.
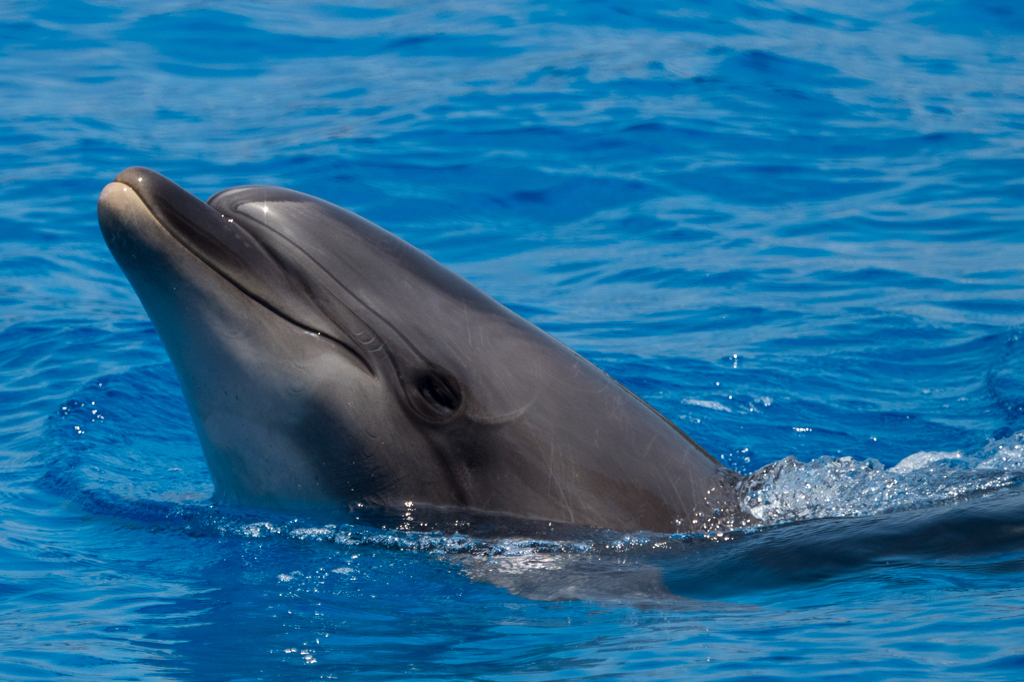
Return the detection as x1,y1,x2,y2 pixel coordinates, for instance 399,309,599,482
110,179,378,377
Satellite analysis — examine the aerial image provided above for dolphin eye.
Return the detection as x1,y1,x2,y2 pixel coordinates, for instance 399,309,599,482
413,372,462,420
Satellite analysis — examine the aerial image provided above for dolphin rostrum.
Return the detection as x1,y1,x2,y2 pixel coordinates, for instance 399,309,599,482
97,168,751,534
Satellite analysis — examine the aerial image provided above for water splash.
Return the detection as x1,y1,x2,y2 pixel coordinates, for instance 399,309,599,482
225,516,597,557
740,431,1024,525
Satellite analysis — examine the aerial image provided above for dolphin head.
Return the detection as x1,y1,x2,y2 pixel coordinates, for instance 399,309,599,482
98,168,744,533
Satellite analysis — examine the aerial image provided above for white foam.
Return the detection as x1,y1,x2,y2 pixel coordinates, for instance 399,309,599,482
889,450,963,474
740,431,1024,525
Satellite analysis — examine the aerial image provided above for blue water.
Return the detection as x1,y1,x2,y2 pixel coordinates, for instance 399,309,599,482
3,0,1024,678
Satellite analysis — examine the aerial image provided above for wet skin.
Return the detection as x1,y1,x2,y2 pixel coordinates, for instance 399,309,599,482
98,168,750,533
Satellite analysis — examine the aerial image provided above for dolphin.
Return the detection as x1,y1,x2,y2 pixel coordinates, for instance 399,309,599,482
97,167,751,534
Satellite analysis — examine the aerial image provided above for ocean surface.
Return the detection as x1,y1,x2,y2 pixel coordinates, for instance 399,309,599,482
3,0,1024,679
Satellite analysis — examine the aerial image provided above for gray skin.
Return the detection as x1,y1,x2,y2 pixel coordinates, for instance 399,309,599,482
97,167,751,534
